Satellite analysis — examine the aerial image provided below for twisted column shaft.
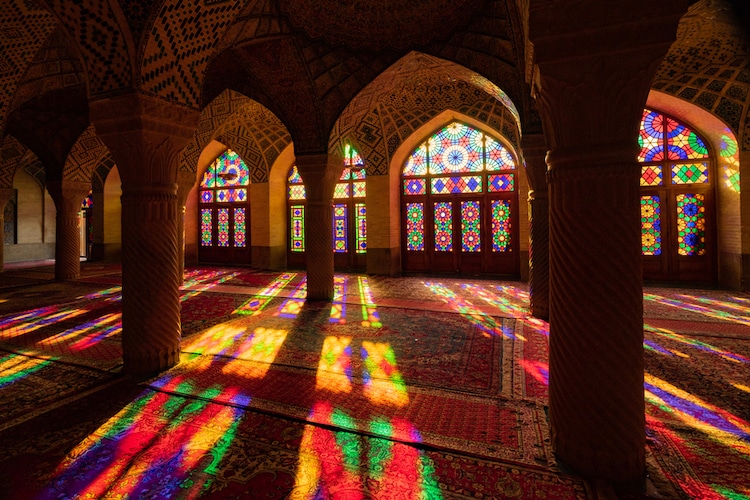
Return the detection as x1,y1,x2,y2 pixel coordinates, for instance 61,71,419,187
47,181,90,281
120,184,181,373
90,92,199,375
547,156,644,480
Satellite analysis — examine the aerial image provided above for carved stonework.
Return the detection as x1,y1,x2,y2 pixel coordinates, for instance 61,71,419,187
89,92,200,185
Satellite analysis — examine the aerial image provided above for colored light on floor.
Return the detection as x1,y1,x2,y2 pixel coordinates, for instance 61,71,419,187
361,341,409,407
645,373,750,451
222,327,288,379
0,354,52,388
316,336,353,393
234,273,296,315
357,276,382,327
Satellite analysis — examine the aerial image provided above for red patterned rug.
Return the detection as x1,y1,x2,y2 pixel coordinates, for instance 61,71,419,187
0,379,595,500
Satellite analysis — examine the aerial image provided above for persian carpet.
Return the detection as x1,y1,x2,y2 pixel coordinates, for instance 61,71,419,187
0,350,120,431
1,380,596,500
144,351,551,469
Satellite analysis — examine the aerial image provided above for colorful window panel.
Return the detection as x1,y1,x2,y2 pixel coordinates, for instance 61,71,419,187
352,181,366,198
344,144,365,170
404,144,428,176
355,203,367,253
431,175,482,194
217,208,230,248
200,166,216,188
488,174,514,192
429,123,483,174
201,209,212,246
638,109,665,161
215,188,247,203
333,204,347,253
234,208,246,248
485,136,516,171
461,201,481,252
214,150,250,187
666,121,709,160
434,202,453,252
676,194,706,256
491,200,511,252
288,165,304,184
200,190,213,203
403,179,426,195
288,185,306,200
334,183,350,199
291,206,305,252
671,163,709,184
640,196,661,256
640,165,663,187
81,193,93,209
406,203,425,251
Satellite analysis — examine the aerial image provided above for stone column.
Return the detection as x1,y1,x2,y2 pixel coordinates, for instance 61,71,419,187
0,188,15,272
522,133,550,320
529,1,688,481
176,170,197,281
47,181,91,280
90,92,199,375
295,153,340,301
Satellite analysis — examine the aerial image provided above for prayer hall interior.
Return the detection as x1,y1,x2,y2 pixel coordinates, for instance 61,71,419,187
0,0,748,498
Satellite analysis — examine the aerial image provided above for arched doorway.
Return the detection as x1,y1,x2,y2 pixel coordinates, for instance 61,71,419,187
401,121,519,276
198,149,251,264
639,108,716,283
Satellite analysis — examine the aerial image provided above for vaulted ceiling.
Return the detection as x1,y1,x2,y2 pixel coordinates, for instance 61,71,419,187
0,0,748,183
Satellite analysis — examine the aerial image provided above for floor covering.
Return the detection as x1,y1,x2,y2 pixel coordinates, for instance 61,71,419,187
0,262,748,499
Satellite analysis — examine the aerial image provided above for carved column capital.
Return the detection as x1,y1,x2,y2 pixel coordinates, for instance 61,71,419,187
89,92,199,186
46,180,91,213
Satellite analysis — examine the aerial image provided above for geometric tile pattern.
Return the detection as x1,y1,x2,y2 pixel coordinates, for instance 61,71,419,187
10,26,85,113
63,124,111,183
180,90,292,185
330,54,522,176
141,0,245,108
652,0,749,148
0,0,57,133
38,0,133,97
91,155,116,193
0,135,28,188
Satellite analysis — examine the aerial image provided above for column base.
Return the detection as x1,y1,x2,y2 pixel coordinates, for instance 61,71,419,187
123,347,180,376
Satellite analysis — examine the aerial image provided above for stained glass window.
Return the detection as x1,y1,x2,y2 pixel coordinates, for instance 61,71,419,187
676,194,705,256
217,208,230,247
198,149,250,257
355,203,367,253
291,205,305,252
638,109,712,268
431,176,482,195
234,208,246,248
671,163,709,184
640,196,661,255
491,200,511,252
434,202,453,251
287,146,367,259
488,174,514,192
333,204,347,252
640,166,663,187
406,203,425,251
461,201,481,252
201,209,212,247
402,121,517,263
